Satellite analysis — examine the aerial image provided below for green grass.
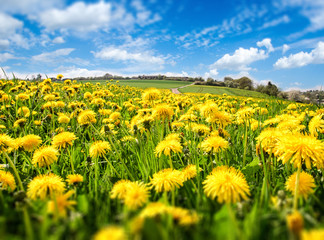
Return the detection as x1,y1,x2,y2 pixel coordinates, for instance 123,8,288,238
179,85,268,98
82,79,191,89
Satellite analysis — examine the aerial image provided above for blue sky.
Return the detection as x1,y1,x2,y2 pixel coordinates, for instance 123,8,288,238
1,0,324,90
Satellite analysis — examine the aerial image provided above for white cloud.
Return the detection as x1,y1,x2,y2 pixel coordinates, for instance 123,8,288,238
274,41,324,69
37,1,160,34
32,48,75,62
257,38,274,52
0,53,18,62
93,47,165,65
280,0,324,35
211,47,268,71
0,39,10,50
0,0,63,15
259,15,290,29
0,13,23,38
52,36,65,44
282,44,290,54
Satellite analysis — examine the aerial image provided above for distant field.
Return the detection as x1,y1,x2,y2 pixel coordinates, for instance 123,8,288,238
179,85,268,98
82,79,190,89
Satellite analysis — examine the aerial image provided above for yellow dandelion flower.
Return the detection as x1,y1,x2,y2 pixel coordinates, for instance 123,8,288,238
0,170,16,191
32,146,59,167
286,171,316,198
155,138,182,157
152,104,174,120
302,229,324,240
182,164,202,181
48,190,76,218
150,168,184,192
308,115,324,137
77,109,97,125
124,182,150,210
142,88,161,101
20,134,42,152
13,118,27,128
89,141,111,158
52,131,77,149
93,226,127,240
17,106,30,117
203,166,250,204
66,174,84,185
110,179,132,199
275,133,324,169
27,173,65,200
256,128,282,155
58,114,70,124
200,135,229,153
189,123,210,135
34,120,42,126
287,211,304,235
140,202,169,218
0,134,14,152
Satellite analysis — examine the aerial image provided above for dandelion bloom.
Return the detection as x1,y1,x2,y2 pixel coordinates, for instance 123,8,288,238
274,133,324,169
155,138,182,157
203,166,250,204
286,171,316,198
52,131,77,149
302,229,324,240
124,182,150,210
0,170,16,191
150,168,184,192
110,179,132,199
27,173,65,200
168,206,200,226
287,211,304,235
93,226,127,240
308,114,324,137
17,106,30,117
256,128,282,155
140,202,169,218
0,134,14,152
66,174,84,185
89,141,111,158
13,118,27,128
48,190,76,217
182,164,202,181
32,146,59,167
152,104,174,120
200,135,229,153
142,88,161,101
20,134,42,152
77,109,97,125
58,114,70,124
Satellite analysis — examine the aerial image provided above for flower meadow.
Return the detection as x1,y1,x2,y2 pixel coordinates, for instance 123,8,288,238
0,78,324,240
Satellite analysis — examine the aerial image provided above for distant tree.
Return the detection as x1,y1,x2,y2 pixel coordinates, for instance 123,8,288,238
236,77,253,90
206,77,214,85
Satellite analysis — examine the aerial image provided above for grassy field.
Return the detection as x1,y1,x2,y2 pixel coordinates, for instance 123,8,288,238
179,85,268,98
0,78,324,239
81,79,191,89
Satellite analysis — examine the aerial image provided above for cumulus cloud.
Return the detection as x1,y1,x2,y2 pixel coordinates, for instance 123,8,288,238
0,13,23,38
211,47,268,71
93,47,165,65
32,48,75,62
52,37,65,44
274,41,324,69
37,1,160,34
282,44,290,54
0,39,10,50
257,38,274,52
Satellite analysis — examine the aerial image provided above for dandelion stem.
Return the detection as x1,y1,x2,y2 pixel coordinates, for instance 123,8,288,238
23,206,34,240
293,166,301,211
3,151,24,191
243,122,248,167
